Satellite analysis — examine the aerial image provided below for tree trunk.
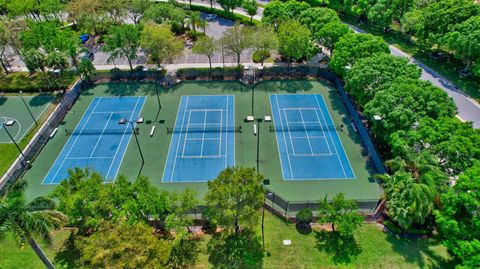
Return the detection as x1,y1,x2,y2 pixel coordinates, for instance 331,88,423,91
208,56,212,80
234,218,240,234
127,58,133,71
27,236,55,269
237,53,241,69
331,223,335,232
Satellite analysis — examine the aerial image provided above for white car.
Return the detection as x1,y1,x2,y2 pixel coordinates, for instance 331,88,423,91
206,14,218,21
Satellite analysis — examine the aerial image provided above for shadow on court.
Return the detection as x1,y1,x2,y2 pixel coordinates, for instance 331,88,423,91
104,82,142,96
255,80,314,93
28,95,55,107
315,230,362,264
0,96,6,106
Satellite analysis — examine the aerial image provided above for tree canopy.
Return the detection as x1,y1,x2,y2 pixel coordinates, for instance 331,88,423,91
330,33,389,77
317,193,363,237
204,167,264,233
345,53,421,107
278,20,314,67
364,78,456,143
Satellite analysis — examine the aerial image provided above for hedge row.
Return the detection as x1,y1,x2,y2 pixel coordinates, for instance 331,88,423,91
176,66,244,80
105,67,167,81
0,72,77,93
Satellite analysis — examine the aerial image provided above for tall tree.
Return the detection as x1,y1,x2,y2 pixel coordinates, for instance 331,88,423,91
435,163,480,268
127,0,151,25
317,193,363,237
242,0,257,23
262,0,310,29
380,171,434,229
278,20,314,68
102,24,140,71
367,0,394,32
204,167,264,233
0,180,67,269
443,16,480,71
344,53,421,107
299,7,339,35
77,220,172,268
217,0,242,13
192,36,217,75
364,78,456,143
330,32,389,77
140,21,183,67
316,20,350,55
221,23,253,68
252,24,278,66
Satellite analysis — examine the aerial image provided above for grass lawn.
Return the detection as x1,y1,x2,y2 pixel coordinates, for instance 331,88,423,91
0,212,454,268
0,229,72,269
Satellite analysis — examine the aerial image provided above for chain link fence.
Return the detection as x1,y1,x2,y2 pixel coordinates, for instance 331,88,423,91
0,79,85,189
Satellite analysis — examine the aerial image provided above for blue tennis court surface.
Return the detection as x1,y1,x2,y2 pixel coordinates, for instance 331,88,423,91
163,95,235,182
270,94,355,180
43,96,146,184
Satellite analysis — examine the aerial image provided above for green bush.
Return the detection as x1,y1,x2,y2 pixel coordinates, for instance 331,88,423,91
296,208,313,224
0,71,77,92
176,66,243,80
252,50,270,64
404,226,428,235
186,30,205,41
383,220,402,234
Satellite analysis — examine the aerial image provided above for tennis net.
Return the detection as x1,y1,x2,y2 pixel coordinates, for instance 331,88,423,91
64,127,137,136
270,124,339,133
167,125,242,134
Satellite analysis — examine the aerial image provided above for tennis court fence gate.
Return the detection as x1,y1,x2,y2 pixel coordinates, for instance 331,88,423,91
0,79,85,189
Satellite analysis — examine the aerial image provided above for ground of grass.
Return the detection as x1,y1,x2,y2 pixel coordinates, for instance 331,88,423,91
22,80,379,205
0,212,454,269
0,72,77,93
341,16,480,102
0,229,71,269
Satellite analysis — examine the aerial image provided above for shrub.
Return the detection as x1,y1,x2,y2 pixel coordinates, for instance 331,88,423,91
186,30,205,41
383,220,402,234
0,71,77,92
252,49,270,64
296,208,313,224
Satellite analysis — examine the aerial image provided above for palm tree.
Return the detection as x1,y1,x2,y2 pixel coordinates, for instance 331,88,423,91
188,12,201,33
0,180,67,269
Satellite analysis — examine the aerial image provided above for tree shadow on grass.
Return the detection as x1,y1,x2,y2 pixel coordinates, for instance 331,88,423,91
295,223,312,235
315,230,362,264
385,234,456,269
54,231,82,268
207,229,263,269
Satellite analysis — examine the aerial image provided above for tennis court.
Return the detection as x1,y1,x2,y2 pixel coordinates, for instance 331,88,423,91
270,94,355,180
42,96,145,184
163,95,235,182
0,95,55,143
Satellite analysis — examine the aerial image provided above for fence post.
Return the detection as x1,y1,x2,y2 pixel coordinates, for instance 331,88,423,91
271,192,275,208
306,200,310,209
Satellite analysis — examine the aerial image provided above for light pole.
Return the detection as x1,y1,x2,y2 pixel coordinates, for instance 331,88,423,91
119,118,144,164
19,91,38,126
2,121,26,159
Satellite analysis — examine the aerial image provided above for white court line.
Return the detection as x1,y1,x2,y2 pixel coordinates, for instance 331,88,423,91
275,95,295,179
309,108,333,155
316,95,356,179
219,107,224,158
283,109,299,156
181,154,225,159
89,112,114,157
92,110,134,114
181,110,194,158
298,109,314,155
200,111,208,157
171,96,190,181
314,95,347,178
107,97,142,181
186,137,221,141
290,153,336,157
291,136,325,139
42,98,101,184
66,157,113,160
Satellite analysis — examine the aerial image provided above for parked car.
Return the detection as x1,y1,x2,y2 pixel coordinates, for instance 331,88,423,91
79,34,90,44
81,51,94,61
206,14,218,21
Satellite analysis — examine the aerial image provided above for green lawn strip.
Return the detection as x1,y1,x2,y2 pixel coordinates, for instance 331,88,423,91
259,212,454,269
0,229,72,269
340,16,480,102
0,72,77,93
